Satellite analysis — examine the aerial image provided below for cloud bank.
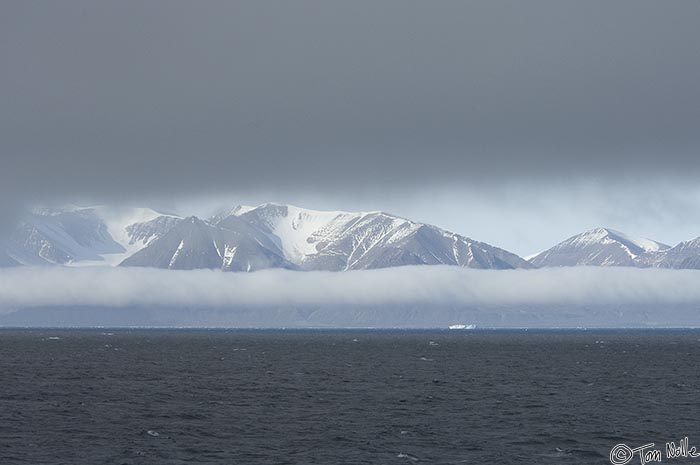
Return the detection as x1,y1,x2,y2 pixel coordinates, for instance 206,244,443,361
2,266,700,310
2,1,700,210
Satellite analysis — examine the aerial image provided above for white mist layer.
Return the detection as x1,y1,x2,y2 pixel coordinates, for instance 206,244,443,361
1,266,700,311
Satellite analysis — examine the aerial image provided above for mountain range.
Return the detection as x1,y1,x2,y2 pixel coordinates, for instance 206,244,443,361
0,203,530,271
1,204,700,271
529,228,700,269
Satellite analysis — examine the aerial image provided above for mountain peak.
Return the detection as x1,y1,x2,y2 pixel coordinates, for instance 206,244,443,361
203,202,530,271
120,215,294,272
530,227,670,267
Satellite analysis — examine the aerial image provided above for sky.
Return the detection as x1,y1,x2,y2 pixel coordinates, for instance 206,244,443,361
2,1,700,255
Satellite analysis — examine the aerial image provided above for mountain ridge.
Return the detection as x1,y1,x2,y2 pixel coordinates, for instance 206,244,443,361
529,227,674,268
2,204,700,271
0,203,531,271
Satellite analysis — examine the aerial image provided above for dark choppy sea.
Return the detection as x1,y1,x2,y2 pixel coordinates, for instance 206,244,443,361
1,329,700,464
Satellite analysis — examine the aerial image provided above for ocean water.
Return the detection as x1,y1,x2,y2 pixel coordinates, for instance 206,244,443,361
1,329,699,464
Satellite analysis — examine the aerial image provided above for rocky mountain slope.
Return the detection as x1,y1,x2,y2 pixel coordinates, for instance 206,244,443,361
213,203,532,271
5,204,700,272
529,227,670,267
0,203,532,271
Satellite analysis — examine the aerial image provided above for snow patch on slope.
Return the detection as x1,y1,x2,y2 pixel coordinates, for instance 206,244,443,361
236,203,366,262
604,228,669,253
83,206,181,266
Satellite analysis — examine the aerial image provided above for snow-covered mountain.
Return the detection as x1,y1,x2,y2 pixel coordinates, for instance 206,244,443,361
0,206,181,266
654,236,700,269
6,208,125,265
120,216,295,271
7,204,700,272
529,228,670,267
212,203,532,271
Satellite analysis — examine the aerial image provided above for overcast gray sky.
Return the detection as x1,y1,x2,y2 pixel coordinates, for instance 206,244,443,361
2,1,700,254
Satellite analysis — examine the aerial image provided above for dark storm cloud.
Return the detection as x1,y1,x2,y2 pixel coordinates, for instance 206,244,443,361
2,0,700,213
